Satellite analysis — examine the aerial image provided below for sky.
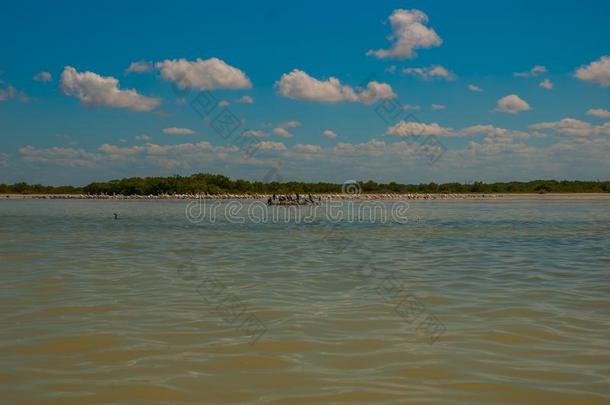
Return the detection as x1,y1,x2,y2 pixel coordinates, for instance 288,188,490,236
0,0,609,185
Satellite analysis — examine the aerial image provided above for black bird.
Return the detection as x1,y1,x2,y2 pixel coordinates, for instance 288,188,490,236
113,213,119,220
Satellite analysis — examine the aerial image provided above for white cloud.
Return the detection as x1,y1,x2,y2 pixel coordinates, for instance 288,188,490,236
275,69,395,104
468,84,483,92
461,125,509,137
280,120,301,129
386,121,453,137
586,108,610,118
402,65,456,81
495,94,531,114
333,139,390,157
241,130,267,138
358,81,397,104
218,100,230,107
271,120,301,138
19,145,99,167
135,134,151,141
530,118,610,137
539,79,553,90
255,141,287,151
575,56,610,87
272,127,292,138
293,144,322,154
367,9,442,59
0,84,29,102
402,104,421,111
514,65,547,77
385,65,397,74
155,57,252,90
238,95,253,104
431,103,446,110
33,71,52,82
322,129,337,139
162,127,196,135
460,125,529,140
60,66,160,112
125,61,153,74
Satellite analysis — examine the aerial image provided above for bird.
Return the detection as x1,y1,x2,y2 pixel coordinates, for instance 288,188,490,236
113,213,119,220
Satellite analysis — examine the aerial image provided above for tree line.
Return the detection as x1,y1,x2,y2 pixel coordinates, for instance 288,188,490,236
1,174,609,195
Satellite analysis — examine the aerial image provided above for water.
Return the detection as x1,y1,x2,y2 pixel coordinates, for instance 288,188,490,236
1,198,609,403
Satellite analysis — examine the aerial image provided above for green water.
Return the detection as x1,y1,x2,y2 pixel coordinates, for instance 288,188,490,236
1,199,609,403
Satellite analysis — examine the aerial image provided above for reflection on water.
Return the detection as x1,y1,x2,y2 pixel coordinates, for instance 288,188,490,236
1,199,609,403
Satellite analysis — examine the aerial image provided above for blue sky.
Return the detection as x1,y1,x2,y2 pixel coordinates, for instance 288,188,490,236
1,0,609,185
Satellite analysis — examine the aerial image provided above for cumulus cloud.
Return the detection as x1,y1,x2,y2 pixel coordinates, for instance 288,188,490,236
367,9,442,59
19,145,99,167
238,95,253,104
18,140,256,173
586,108,610,118
275,69,395,104
530,118,610,137
322,129,337,139
495,94,531,114
431,103,446,110
33,71,52,82
271,120,301,138
514,65,547,77
241,130,267,138
272,127,292,138
575,56,610,87
162,127,196,135
402,65,456,81
255,141,287,151
0,84,29,102
155,57,252,90
539,79,553,90
386,121,453,136
293,144,322,154
385,65,397,74
135,134,151,141
402,104,421,111
460,125,529,140
280,120,301,128
125,61,153,74
60,66,160,112
468,84,483,92
218,100,230,107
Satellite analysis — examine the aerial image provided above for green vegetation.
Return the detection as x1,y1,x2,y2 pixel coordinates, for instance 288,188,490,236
1,175,609,195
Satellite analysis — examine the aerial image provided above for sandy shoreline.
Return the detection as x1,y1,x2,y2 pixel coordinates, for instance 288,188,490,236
1,193,609,201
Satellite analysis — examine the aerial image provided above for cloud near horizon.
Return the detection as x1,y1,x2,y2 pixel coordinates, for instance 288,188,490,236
162,127,196,135
386,121,453,136
530,118,610,137
586,108,610,118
